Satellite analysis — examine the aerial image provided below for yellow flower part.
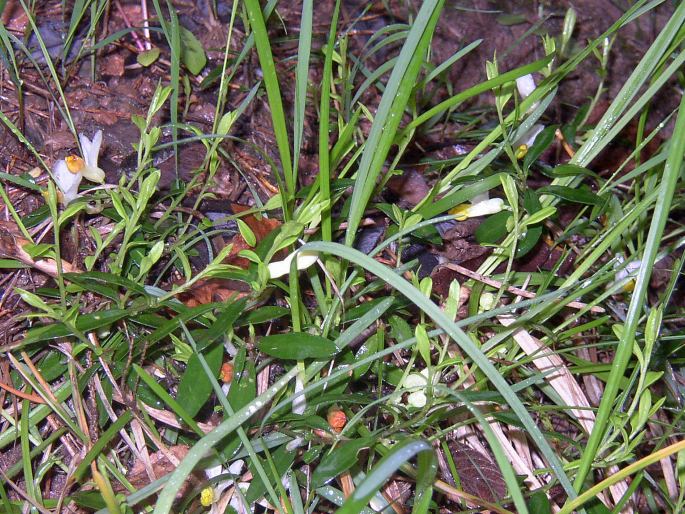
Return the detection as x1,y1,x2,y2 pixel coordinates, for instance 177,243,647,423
200,486,215,507
622,280,636,293
65,155,85,173
448,203,471,221
515,144,528,160
52,130,105,205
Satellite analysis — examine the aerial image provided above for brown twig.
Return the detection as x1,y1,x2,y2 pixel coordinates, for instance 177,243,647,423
0,378,45,403
442,262,605,313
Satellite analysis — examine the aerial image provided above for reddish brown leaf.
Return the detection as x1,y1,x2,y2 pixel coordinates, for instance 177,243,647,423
180,204,281,306
448,442,507,503
224,203,281,268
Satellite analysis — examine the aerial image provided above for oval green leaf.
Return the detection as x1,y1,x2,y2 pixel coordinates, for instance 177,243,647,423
312,437,374,488
258,333,338,360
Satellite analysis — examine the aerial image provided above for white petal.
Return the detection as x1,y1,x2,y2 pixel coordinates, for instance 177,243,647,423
465,198,504,218
615,259,642,282
204,464,224,480
79,130,102,169
292,374,306,415
515,124,545,148
267,251,318,279
407,391,427,408
404,372,428,388
81,164,105,183
53,159,82,203
516,74,536,99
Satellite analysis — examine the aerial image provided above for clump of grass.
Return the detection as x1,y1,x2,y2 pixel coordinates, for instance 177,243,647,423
0,1,684,513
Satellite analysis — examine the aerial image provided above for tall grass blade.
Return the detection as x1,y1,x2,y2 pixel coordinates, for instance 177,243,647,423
569,86,685,496
244,0,294,210
344,0,444,246
318,0,341,241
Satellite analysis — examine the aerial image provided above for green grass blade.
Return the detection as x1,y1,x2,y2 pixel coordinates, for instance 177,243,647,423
566,0,685,171
344,0,444,246
293,0,313,179
244,0,294,207
318,0,341,242
569,88,685,496
337,439,435,514
302,241,576,498
152,366,300,514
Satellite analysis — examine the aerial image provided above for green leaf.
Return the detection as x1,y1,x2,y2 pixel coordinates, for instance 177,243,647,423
63,271,149,297
137,47,160,67
546,163,601,180
415,324,430,365
537,185,604,206
236,218,257,247
516,226,543,259
258,333,338,360
336,439,436,514
227,349,256,412
22,309,132,346
475,211,510,245
235,306,290,326
515,190,544,258
312,437,374,488
497,13,527,25
527,491,552,514
193,299,247,351
179,26,206,75
176,342,224,418
245,444,297,503
523,125,557,171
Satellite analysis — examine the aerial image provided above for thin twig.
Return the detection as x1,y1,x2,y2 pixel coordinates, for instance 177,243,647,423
442,262,605,313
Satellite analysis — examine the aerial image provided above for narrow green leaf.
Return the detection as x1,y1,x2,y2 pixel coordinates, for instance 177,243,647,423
537,185,603,206
337,439,435,514
345,0,444,245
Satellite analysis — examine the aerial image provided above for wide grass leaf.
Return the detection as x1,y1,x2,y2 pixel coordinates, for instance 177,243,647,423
312,437,374,488
258,333,338,360
175,342,224,418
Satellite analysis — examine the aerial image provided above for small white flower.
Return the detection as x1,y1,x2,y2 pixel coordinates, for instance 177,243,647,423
516,73,537,99
267,250,318,279
479,292,497,311
450,198,504,221
52,130,105,204
403,369,432,409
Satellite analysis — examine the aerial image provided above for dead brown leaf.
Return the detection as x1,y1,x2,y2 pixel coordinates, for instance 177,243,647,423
448,442,507,503
180,204,281,306
0,221,77,277
125,445,204,498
